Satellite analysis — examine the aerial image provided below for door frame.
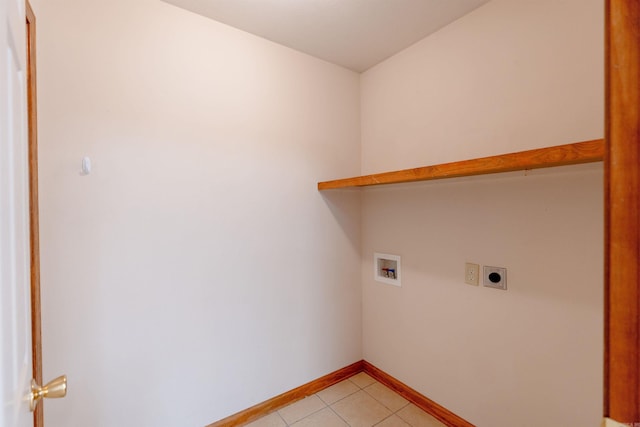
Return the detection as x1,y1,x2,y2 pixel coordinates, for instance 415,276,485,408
604,0,640,424
26,2,43,426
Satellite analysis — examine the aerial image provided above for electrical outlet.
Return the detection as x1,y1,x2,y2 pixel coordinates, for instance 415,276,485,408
464,262,479,286
483,266,507,290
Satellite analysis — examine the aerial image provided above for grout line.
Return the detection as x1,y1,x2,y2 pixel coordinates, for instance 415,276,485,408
372,413,397,427
396,401,411,413
349,372,376,389
329,377,405,427
318,380,362,406
286,395,349,427
395,408,412,426
361,381,412,416
327,404,350,427
275,411,287,427
278,395,328,426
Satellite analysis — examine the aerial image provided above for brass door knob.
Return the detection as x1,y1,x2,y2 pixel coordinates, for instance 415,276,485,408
30,375,67,411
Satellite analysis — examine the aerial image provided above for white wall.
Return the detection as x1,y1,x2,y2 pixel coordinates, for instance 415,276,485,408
360,1,604,426
31,0,362,426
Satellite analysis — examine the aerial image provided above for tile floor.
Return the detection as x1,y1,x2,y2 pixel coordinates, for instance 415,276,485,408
245,372,446,427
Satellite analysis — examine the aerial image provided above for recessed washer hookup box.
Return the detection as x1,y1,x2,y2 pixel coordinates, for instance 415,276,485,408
374,253,401,287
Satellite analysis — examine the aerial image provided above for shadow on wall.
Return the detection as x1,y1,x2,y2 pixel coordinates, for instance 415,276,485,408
361,164,603,307
320,189,362,252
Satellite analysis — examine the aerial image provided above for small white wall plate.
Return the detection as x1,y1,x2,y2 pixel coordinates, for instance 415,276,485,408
374,253,401,286
483,266,507,290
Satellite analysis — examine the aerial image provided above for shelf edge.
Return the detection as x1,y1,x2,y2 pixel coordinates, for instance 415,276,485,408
318,139,605,190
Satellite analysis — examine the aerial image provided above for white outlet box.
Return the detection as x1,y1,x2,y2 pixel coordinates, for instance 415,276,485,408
464,262,479,286
483,266,507,290
374,253,401,286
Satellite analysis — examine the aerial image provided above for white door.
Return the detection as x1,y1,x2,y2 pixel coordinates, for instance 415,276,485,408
0,0,33,425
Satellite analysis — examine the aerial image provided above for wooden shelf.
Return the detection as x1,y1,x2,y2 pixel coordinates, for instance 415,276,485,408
318,139,604,190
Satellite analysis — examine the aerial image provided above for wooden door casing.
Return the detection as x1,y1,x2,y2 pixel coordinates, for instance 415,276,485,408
26,2,43,426
605,0,640,423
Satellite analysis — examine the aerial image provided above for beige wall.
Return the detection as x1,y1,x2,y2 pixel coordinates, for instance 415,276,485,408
31,0,361,426
361,0,603,174
360,0,604,426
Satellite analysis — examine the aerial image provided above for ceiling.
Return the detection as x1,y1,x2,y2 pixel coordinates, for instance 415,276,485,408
161,0,491,72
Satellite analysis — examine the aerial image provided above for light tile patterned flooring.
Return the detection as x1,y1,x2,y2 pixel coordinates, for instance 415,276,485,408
246,372,446,427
